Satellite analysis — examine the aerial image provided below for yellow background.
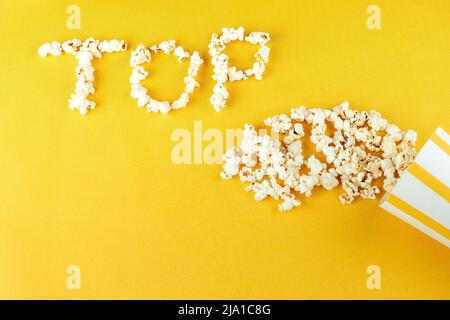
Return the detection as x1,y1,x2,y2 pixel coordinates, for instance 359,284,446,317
0,0,449,299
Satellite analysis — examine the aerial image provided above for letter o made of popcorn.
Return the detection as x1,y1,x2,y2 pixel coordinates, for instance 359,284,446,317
129,40,203,115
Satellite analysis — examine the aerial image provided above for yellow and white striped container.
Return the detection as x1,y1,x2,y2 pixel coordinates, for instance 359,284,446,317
379,127,450,247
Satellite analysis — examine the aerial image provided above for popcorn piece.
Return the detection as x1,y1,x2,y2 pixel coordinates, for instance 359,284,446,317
245,32,271,45
38,38,128,115
171,92,190,110
255,45,270,64
81,38,102,58
382,137,397,158
130,41,203,114
38,41,62,57
368,111,388,131
174,46,190,61
130,44,151,67
220,102,418,211
184,76,199,94
252,61,265,80
339,193,354,205
210,84,229,112
279,196,301,211
98,39,127,53
62,39,82,54
188,51,203,77
264,114,292,133
151,39,176,53
220,148,241,179
209,26,271,111
306,155,326,175
320,172,339,190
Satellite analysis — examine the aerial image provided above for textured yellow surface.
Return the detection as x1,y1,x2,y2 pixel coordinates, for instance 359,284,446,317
0,0,449,299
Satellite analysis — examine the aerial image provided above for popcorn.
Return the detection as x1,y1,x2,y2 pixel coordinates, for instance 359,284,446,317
174,46,190,61
98,39,127,53
255,45,270,64
38,41,62,57
130,44,151,67
279,195,301,212
220,102,418,211
252,61,266,80
151,39,176,53
38,38,128,115
210,84,229,111
319,172,339,190
381,137,397,158
245,32,271,45
188,51,203,77
264,114,291,133
209,27,271,111
306,155,326,175
62,39,82,54
129,40,203,114
368,111,388,131
81,38,102,58
39,29,271,115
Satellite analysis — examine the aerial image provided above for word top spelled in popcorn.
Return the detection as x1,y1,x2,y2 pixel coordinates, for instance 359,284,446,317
38,27,270,116
220,102,418,211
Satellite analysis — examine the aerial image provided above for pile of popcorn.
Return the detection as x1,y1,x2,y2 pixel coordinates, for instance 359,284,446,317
129,40,203,115
220,102,418,211
38,38,127,115
208,27,270,111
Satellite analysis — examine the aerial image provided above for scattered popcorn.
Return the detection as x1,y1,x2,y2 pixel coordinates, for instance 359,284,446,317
208,27,271,111
220,102,418,211
38,38,128,115
130,40,203,114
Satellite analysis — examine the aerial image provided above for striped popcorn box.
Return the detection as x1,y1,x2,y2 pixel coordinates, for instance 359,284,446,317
379,127,450,247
